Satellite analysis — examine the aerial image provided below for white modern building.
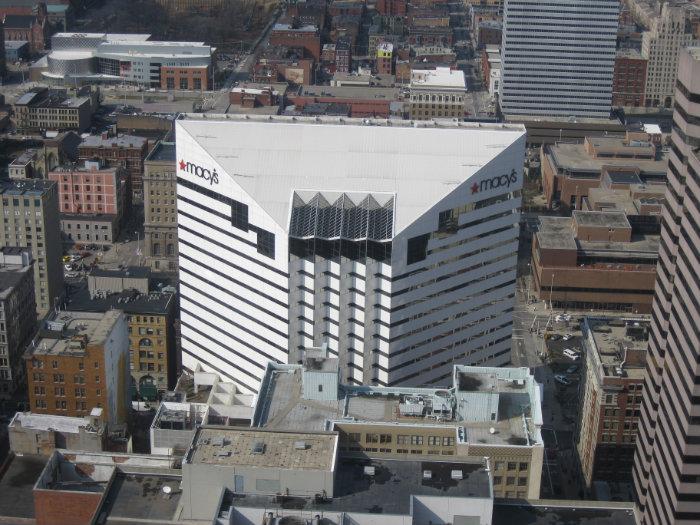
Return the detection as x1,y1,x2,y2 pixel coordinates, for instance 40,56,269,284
641,2,693,108
40,32,214,89
500,0,619,119
176,114,525,393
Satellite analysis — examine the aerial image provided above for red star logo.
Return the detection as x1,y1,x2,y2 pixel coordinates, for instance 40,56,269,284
471,182,479,194
179,159,186,171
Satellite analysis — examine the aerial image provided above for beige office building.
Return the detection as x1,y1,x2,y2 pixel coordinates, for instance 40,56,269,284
0,180,63,316
409,67,467,120
143,141,177,272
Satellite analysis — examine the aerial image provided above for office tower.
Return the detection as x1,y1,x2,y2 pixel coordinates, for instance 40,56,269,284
642,3,692,108
143,141,178,272
0,248,36,400
634,47,700,525
500,0,619,119
0,179,64,316
25,310,130,426
176,115,525,393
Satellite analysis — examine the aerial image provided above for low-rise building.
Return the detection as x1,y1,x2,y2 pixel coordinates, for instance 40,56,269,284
149,369,254,455
376,41,393,75
49,161,125,248
78,132,149,203
4,39,28,62
181,426,494,523
3,10,47,54
67,266,177,398
409,67,467,120
13,87,92,133
287,84,401,118
532,210,659,312
0,248,35,400
251,355,544,500
8,149,37,179
576,316,648,489
269,21,321,61
540,134,667,211
24,310,130,426
8,410,106,455
228,83,285,108
253,45,315,85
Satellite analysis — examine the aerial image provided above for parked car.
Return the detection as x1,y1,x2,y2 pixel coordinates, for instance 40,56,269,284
566,365,578,374
549,334,562,341
562,333,573,341
63,264,73,271
563,348,580,361
554,374,571,385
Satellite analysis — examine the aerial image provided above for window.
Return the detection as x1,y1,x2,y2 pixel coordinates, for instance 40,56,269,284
51,360,58,368
428,436,439,446
257,230,275,258
442,436,454,446
318,384,323,392
347,432,360,442
494,476,502,485
231,200,248,231
180,78,189,90
397,435,409,445
193,78,202,90
517,477,527,486
166,77,175,89
507,462,517,471
365,433,379,444
380,434,392,444
410,435,423,445
407,234,429,265
519,462,528,471
506,476,516,485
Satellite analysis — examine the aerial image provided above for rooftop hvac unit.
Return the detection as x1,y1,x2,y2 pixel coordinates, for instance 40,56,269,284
252,442,265,455
364,466,375,476
423,470,432,480
294,441,308,450
451,470,463,480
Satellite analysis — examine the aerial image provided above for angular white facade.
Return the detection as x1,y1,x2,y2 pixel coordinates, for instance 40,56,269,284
500,0,619,119
176,115,525,393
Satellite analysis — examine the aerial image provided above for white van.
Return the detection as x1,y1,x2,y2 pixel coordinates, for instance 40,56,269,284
563,348,580,361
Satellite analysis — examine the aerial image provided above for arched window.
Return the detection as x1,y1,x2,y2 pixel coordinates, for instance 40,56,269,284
139,338,152,347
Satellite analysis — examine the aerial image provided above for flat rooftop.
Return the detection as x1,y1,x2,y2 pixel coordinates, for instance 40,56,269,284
28,310,122,357
536,217,578,250
573,210,631,229
0,178,55,195
492,502,637,525
295,84,400,100
65,280,174,315
586,317,649,379
410,67,466,89
146,141,176,163
546,142,666,175
254,364,542,447
98,473,181,524
230,458,490,515
0,263,31,300
79,133,148,149
176,114,524,234
9,412,96,434
188,427,337,470
0,454,46,519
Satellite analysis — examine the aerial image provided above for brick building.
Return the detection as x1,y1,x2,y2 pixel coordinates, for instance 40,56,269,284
3,7,48,54
13,87,92,133
376,42,393,75
160,65,209,91
334,37,351,73
228,83,283,107
25,310,130,426
68,268,177,399
612,50,647,107
287,85,400,118
270,22,321,61
576,316,647,489
253,47,315,85
376,0,406,16
328,0,363,16
49,161,124,217
540,134,666,211
532,210,659,313
78,133,149,202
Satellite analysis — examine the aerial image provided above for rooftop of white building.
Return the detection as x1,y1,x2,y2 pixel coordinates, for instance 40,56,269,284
249,360,543,448
410,67,467,89
176,114,524,234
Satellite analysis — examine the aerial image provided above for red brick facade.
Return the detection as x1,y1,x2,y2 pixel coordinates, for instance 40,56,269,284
160,66,209,91
376,0,406,16
34,487,103,525
612,53,647,108
270,27,321,61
